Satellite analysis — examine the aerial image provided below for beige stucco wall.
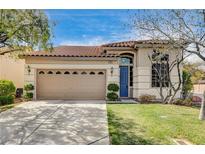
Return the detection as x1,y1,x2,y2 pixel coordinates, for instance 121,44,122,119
135,47,181,99
106,47,181,99
24,57,119,100
0,54,25,88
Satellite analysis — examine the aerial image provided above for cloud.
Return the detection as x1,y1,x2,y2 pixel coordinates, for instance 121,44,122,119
59,36,110,46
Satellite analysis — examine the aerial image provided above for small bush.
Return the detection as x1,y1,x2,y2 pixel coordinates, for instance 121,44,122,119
0,95,14,106
173,98,193,106
24,92,33,99
107,92,119,101
24,84,34,91
107,83,119,92
0,80,16,96
139,94,156,102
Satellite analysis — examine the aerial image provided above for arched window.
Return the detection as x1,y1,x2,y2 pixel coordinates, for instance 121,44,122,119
90,72,95,75
120,57,133,65
64,71,70,74
98,72,104,75
81,72,87,75
72,71,78,75
47,71,53,74
56,71,61,74
39,71,45,74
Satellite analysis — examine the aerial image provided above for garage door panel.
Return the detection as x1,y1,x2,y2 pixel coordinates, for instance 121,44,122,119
37,69,106,100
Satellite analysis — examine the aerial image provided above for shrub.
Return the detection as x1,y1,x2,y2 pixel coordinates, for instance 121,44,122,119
173,98,193,106
0,95,14,106
0,80,16,96
139,94,156,102
24,92,33,99
107,92,118,101
107,83,119,92
24,84,34,91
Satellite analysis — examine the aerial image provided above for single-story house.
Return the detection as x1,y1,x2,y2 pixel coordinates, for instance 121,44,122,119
18,40,181,100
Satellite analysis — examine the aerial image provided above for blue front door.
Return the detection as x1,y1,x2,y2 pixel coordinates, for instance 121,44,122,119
120,66,128,97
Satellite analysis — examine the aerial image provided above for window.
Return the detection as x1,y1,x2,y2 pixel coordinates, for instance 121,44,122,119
81,72,87,75
72,71,78,75
120,57,133,65
130,66,133,86
47,71,53,74
56,71,61,74
90,72,95,75
120,55,134,87
64,71,70,74
152,63,169,87
98,72,104,75
39,71,45,74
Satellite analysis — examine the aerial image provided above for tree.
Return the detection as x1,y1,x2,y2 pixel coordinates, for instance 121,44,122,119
131,10,205,60
148,49,184,104
0,10,53,55
182,69,193,99
183,63,205,83
131,9,205,120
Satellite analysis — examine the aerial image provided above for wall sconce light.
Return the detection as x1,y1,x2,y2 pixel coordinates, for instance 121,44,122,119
27,65,31,75
111,66,114,76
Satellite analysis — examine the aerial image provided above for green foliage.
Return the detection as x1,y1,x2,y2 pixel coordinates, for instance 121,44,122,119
0,95,14,106
0,80,16,96
24,84,34,91
182,70,193,98
107,83,119,101
139,94,156,102
107,83,119,92
0,10,53,55
107,92,119,101
24,92,33,99
183,63,205,83
24,84,34,100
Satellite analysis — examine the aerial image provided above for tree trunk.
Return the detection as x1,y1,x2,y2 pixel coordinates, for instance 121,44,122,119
199,91,205,120
167,94,175,104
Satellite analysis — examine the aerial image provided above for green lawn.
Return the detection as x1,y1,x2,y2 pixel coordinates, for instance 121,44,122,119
107,104,205,145
0,104,15,113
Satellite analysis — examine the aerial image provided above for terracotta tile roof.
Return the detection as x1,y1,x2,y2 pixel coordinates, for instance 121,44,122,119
102,40,170,47
22,40,172,58
22,46,118,58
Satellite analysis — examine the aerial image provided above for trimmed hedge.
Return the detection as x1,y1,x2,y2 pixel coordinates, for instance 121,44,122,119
0,80,16,96
107,92,118,101
24,92,33,99
24,84,34,91
0,95,14,106
107,83,119,92
107,83,119,101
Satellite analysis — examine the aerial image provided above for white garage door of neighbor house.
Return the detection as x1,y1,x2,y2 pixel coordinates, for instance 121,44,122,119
37,69,106,100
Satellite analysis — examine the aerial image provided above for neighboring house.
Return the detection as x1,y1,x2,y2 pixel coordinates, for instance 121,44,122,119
20,40,181,100
0,54,25,89
193,80,205,94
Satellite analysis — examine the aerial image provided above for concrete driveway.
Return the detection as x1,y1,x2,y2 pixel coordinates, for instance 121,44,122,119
0,100,109,145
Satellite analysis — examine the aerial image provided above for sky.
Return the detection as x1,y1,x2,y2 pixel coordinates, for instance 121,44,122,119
45,9,137,47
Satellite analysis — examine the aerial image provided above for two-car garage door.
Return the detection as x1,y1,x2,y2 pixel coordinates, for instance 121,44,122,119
37,69,106,100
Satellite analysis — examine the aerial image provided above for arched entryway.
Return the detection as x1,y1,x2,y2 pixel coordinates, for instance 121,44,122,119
119,53,134,98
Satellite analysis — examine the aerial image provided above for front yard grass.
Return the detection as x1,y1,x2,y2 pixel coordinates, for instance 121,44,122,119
0,104,15,113
0,98,24,113
107,104,205,145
